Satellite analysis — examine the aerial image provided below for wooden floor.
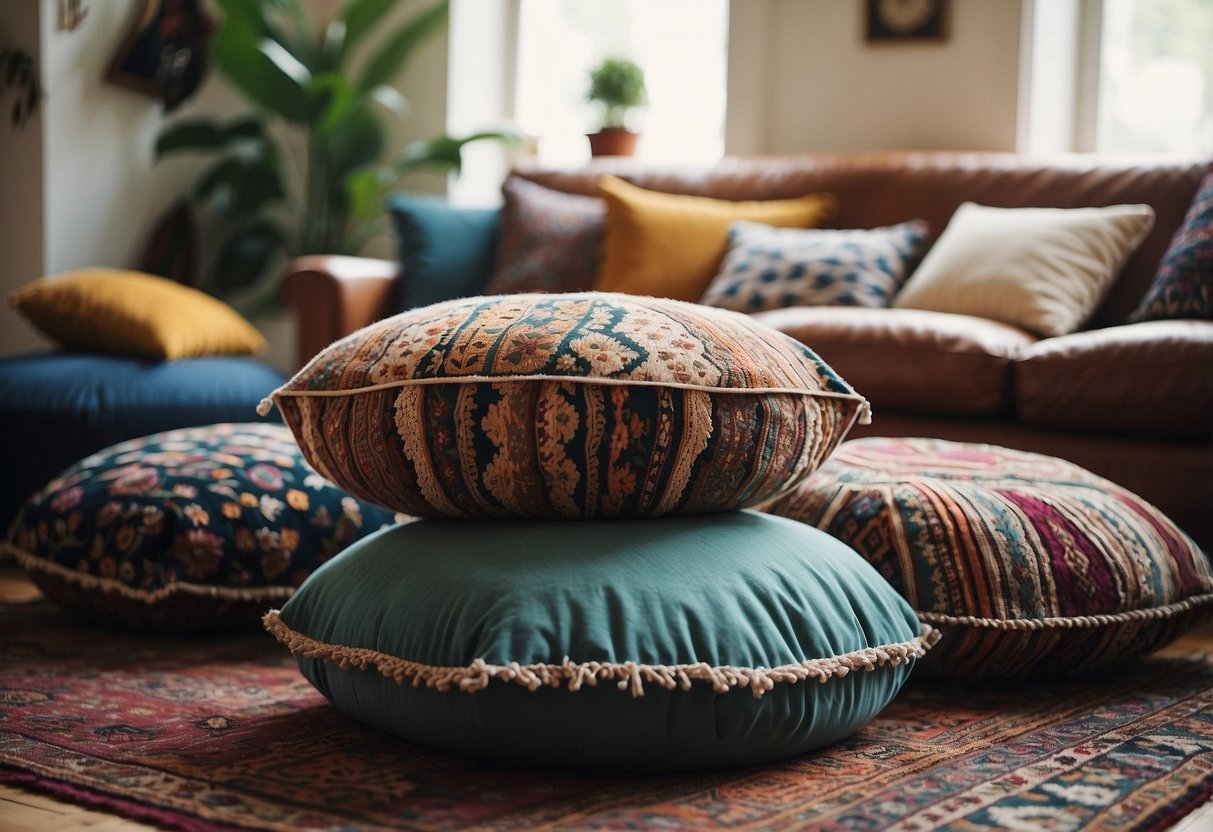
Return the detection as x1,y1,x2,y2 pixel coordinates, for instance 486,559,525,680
1,566,1211,832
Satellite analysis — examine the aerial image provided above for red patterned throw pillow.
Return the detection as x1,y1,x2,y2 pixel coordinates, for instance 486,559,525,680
763,437,1213,681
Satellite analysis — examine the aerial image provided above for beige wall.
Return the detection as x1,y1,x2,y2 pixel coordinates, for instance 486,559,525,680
728,0,1024,154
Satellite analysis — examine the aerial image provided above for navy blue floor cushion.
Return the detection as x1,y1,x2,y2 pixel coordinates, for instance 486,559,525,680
0,351,285,531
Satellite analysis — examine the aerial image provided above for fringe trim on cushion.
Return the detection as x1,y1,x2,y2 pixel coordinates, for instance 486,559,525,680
1,542,296,605
258,377,871,424
918,592,1213,631
263,611,939,699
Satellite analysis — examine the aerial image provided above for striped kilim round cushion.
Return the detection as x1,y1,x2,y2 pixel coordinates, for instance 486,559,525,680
763,437,1213,681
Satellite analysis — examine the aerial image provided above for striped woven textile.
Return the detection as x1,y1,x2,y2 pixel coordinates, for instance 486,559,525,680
763,437,1213,681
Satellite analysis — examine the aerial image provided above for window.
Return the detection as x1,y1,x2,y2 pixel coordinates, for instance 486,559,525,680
1020,0,1213,156
514,0,729,166
1095,0,1213,154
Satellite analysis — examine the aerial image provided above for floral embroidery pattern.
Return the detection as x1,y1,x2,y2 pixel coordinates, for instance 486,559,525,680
269,293,869,519
4,423,404,632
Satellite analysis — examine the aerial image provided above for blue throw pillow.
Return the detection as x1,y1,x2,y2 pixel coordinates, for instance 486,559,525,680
385,194,499,310
701,220,929,313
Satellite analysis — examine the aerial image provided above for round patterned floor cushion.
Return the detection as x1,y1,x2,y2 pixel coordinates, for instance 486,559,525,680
2,423,404,633
763,437,1213,681
264,511,936,770
259,292,869,520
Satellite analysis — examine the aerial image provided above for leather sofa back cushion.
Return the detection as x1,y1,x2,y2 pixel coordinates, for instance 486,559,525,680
753,306,1035,417
1016,320,1213,439
516,153,1211,328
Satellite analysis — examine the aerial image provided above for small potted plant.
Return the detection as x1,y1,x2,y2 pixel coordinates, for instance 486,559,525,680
586,56,646,157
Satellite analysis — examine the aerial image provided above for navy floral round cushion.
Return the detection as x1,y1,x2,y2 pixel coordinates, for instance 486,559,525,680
2,423,404,633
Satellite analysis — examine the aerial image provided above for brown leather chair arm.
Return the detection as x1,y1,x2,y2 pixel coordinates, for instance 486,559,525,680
281,255,399,368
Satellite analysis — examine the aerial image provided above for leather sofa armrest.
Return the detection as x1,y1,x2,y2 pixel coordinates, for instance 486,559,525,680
281,255,399,369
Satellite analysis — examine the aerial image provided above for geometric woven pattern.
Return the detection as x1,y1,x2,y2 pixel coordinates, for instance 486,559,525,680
701,219,929,312
265,292,869,519
763,437,1213,681
1131,172,1213,322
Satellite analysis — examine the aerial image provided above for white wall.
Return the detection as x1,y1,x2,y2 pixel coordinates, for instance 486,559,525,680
728,0,1024,154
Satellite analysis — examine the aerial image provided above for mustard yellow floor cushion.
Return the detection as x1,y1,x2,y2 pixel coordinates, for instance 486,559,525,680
265,511,935,770
261,292,870,519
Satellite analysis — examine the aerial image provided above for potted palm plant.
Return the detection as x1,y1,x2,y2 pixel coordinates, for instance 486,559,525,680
586,56,645,157
155,0,513,311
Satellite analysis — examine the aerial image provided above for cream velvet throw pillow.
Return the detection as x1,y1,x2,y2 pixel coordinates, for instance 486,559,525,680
893,202,1155,337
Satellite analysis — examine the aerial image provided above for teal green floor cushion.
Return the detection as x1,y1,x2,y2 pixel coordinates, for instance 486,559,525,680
3,423,404,633
261,292,870,520
264,512,936,770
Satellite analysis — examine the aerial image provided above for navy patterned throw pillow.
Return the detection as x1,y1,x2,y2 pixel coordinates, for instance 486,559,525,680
3,423,405,633
1130,172,1213,322
701,220,930,313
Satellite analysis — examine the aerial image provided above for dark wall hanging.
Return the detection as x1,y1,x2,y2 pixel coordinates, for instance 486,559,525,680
107,0,212,111
866,0,947,42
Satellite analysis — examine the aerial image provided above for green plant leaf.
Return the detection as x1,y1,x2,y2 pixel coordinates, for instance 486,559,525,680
155,120,225,157
345,166,394,222
393,129,519,177
211,23,313,122
341,0,401,52
211,220,288,295
223,115,268,141
194,156,286,219
357,0,448,92
369,83,410,119
325,105,385,176
309,73,359,135
318,19,347,72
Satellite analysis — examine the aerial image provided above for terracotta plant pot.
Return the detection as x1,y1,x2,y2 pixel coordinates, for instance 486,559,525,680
587,128,639,157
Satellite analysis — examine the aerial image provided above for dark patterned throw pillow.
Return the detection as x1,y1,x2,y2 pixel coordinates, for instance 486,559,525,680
1130,172,1213,322
3,423,404,632
483,177,604,295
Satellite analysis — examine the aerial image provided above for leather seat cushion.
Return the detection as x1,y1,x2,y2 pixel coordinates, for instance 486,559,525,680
1016,320,1213,439
752,306,1036,417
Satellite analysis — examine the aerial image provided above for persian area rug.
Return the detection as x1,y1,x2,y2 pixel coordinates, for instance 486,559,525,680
2,599,1211,832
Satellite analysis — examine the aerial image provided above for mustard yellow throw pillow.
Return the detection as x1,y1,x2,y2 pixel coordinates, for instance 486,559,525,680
594,175,837,302
10,268,267,359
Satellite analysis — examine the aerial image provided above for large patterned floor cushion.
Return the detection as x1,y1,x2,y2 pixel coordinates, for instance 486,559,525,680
264,511,936,770
2,424,404,633
260,292,870,520
763,437,1213,681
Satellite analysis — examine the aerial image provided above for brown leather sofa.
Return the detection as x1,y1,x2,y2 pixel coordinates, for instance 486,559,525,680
281,151,1213,549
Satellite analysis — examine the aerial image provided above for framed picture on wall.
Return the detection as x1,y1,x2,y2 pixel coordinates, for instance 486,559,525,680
865,0,946,42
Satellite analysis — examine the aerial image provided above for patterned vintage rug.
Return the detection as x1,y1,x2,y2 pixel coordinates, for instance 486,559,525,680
2,598,1211,832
